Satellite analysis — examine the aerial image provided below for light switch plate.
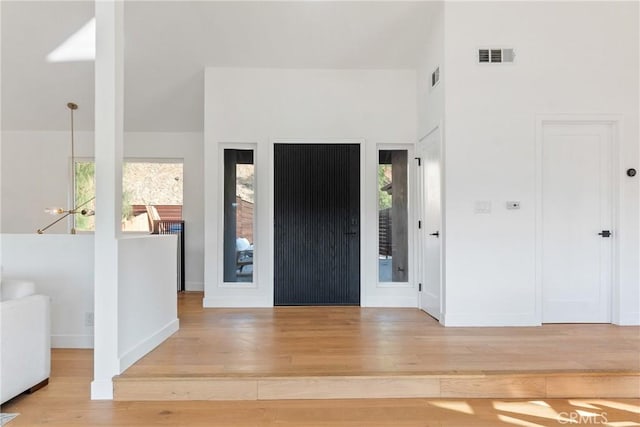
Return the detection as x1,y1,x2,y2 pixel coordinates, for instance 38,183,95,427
85,312,94,327
475,201,492,214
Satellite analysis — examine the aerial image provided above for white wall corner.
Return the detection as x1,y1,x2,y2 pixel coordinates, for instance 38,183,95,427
438,311,446,326
90,379,114,400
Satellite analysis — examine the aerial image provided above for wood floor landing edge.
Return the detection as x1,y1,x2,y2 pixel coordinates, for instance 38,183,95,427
113,371,640,401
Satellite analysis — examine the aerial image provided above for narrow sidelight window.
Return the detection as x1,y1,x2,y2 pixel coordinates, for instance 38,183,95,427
223,149,255,283
378,150,408,282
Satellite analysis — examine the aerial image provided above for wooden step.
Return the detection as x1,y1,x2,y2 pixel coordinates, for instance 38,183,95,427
113,371,640,401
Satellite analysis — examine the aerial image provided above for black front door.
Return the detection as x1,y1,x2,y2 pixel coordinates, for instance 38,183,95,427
274,144,360,305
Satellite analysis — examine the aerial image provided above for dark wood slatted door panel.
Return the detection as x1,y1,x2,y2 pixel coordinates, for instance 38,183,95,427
274,144,360,305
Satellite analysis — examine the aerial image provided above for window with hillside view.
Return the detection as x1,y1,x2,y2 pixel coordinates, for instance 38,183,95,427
74,160,183,232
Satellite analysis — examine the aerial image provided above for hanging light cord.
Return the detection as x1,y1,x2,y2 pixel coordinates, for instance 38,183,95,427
67,102,78,234
36,102,83,234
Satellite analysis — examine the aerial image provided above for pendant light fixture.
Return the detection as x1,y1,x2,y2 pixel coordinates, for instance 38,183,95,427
37,102,94,234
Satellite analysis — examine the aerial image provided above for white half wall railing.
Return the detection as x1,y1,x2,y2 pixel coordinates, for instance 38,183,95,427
118,234,179,372
1,233,180,367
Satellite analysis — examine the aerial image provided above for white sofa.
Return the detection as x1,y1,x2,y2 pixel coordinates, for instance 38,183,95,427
0,279,51,404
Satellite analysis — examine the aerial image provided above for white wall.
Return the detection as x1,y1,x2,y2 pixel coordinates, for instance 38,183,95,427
417,1,444,140
118,234,178,372
204,68,417,307
1,234,94,347
0,131,204,291
442,1,639,325
1,131,95,234
0,2,3,286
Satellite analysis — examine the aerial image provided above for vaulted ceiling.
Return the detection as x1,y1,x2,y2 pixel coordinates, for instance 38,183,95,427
1,1,436,132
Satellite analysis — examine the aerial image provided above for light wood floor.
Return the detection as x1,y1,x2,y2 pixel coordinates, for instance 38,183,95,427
123,292,640,378
2,349,639,426
110,292,640,400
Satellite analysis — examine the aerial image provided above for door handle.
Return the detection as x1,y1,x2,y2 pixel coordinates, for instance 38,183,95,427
598,230,611,238
429,231,440,237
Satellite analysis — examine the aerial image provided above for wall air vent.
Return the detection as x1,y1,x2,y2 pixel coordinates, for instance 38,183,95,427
491,49,502,63
479,48,515,64
431,67,440,87
479,49,490,63
502,48,515,62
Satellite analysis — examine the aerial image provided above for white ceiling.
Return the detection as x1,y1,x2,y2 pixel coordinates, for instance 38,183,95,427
1,1,436,132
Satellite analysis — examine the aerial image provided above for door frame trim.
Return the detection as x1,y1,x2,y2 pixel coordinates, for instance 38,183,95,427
417,122,445,322
269,138,365,305
535,115,622,324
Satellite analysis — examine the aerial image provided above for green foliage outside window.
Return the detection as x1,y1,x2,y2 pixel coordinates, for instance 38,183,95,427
75,161,95,231
378,165,392,210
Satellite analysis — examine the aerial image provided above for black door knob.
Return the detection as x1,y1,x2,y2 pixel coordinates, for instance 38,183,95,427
598,230,611,238
429,231,440,237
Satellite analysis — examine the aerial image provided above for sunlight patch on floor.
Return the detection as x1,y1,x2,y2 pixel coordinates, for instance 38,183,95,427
497,414,547,427
492,400,561,422
604,422,640,427
582,400,640,414
567,400,605,410
426,400,474,415
528,400,551,407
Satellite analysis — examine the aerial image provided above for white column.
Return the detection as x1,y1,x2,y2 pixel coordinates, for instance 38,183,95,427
0,1,3,267
91,0,124,400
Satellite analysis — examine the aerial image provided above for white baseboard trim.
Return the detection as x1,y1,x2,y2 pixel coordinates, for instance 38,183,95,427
185,281,204,291
118,318,179,373
363,295,418,308
442,312,540,327
91,379,114,400
52,334,94,349
616,312,640,325
204,295,419,308
203,296,273,308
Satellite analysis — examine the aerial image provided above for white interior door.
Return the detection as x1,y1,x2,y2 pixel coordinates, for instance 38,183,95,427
541,123,613,323
417,129,442,319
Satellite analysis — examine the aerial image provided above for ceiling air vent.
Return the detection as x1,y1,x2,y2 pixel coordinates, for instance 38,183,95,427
479,48,515,64
431,67,440,87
